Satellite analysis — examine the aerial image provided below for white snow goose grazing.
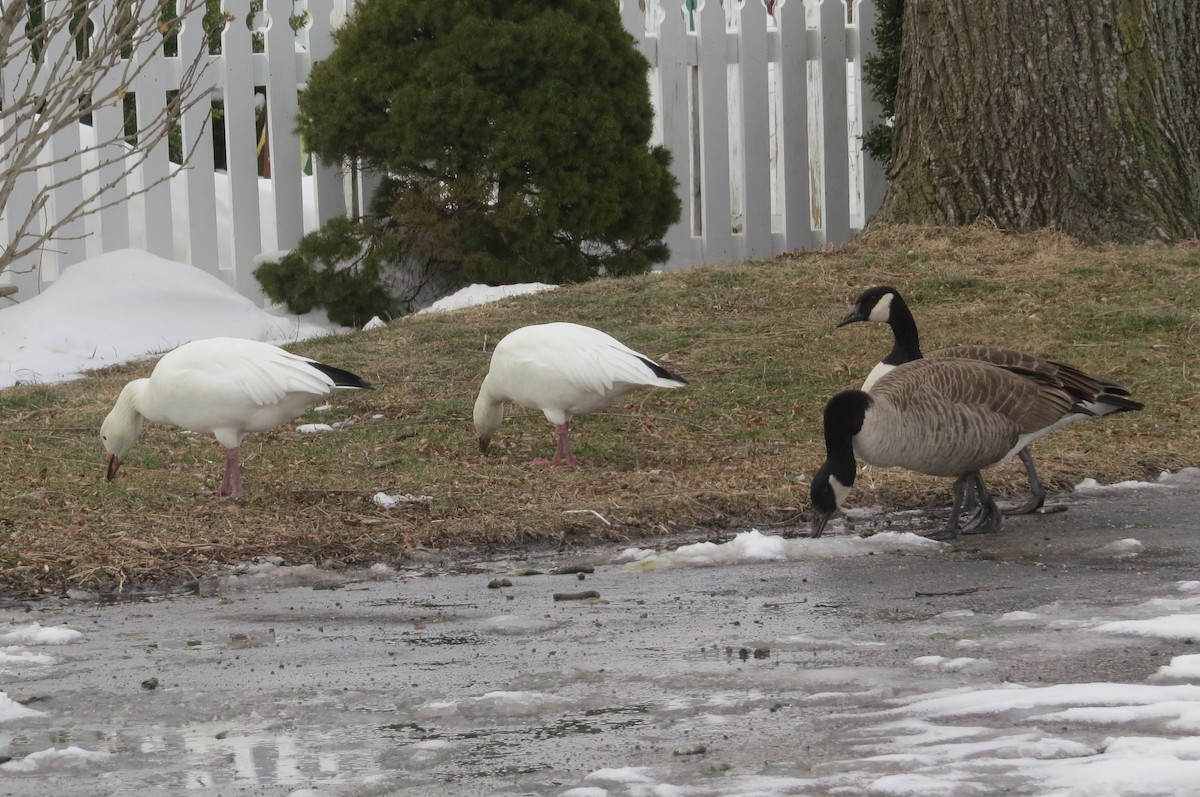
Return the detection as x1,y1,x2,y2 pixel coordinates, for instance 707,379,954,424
101,337,372,498
836,285,1144,514
473,322,688,466
810,357,1082,540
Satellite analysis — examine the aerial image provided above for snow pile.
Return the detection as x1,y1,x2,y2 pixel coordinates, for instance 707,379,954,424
1153,654,1200,681
0,623,83,646
0,248,567,391
620,528,944,571
0,250,339,388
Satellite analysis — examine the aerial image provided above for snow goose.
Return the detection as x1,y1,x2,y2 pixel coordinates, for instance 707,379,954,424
809,357,1081,539
101,337,372,498
473,322,687,465
837,286,1143,514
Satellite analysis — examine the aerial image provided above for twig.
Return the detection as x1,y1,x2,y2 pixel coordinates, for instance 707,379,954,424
914,587,978,597
562,509,611,527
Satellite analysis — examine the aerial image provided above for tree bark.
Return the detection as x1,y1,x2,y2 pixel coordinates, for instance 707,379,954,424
874,0,1200,241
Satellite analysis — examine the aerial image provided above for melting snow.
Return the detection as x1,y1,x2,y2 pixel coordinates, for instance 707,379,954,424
0,745,111,772
417,282,556,314
0,251,339,388
1093,615,1200,641
0,623,83,646
1075,468,1200,494
0,692,46,723
619,528,943,570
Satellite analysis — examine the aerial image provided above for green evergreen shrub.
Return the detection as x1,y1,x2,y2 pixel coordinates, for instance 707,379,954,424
255,216,403,328
291,0,680,288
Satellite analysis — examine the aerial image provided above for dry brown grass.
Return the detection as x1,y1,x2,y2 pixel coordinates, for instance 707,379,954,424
3,225,1198,595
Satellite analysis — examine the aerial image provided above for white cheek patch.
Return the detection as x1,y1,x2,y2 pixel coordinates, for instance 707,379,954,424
830,474,852,508
867,292,894,322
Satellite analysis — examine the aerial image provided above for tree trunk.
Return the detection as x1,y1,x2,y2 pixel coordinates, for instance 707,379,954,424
874,0,1200,241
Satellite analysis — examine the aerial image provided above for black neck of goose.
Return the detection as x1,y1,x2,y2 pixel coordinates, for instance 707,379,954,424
883,295,924,366
820,445,857,491
821,390,868,484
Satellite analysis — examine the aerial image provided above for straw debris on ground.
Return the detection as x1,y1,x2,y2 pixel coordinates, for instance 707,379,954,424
2,225,1198,594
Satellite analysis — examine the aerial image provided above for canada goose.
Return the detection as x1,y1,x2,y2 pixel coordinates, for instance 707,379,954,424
101,337,372,498
837,286,1143,514
810,357,1082,539
473,322,687,465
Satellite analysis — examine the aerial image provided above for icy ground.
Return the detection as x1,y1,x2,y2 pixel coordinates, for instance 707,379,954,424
2,475,1200,796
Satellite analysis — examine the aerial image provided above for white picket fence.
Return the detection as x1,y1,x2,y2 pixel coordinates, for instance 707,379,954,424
628,0,885,267
0,0,883,301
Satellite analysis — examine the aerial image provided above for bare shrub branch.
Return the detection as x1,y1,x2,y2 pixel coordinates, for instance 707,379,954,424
0,0,213,275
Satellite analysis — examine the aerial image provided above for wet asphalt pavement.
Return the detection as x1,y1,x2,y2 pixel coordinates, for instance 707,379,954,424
2,482,1198,796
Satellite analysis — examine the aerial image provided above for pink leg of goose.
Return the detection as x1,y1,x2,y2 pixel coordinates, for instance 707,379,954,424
530,423,580,466
216,447,246,498
551,423,580,466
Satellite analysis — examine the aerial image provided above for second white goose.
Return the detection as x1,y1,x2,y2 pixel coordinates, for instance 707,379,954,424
809,357,1080,539
837,285,1144,514
473,322,687,465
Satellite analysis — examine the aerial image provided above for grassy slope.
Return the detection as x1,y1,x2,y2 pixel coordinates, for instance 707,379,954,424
2,226,1198,594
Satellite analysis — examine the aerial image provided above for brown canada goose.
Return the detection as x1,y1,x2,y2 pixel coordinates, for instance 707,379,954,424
809,357,1084,539
473,322,687,465
836,286,1143,514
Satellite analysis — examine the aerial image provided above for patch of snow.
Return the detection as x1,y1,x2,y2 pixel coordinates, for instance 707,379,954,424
417,690,566,720
897,682,1200,720
478,615,560,635
1074,477,1169,494
912,656,995,674
1089,538,1144,558
1152,654,1200,681
0,623,83,646
0,692,46,723
0,250,340,388
1093,614,1200,641
0,745,111,772
0,649,57,669
417,282,556,314
993,611,1043,626
622,529,943,571
1157,468,1200,487
584,767,656,786
373,492,433,508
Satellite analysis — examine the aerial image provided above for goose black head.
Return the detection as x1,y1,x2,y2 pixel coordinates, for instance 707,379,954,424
809,461,843,538
837,286,902,328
